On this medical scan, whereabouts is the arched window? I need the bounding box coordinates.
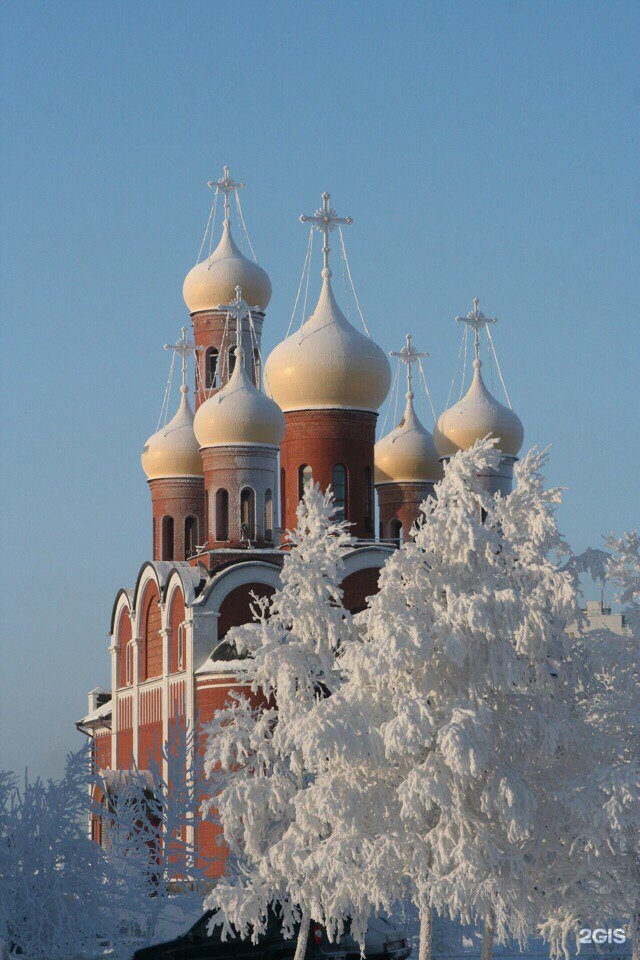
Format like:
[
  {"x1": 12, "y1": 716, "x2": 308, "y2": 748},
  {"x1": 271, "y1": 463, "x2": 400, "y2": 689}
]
[
  {"x1": 161, "y1": 516, "x2": 174, "y2": 561},
  {"x1": 216, "y1": 489, "x2": 229, "y2": 541},
  {"x1": 184, "y1": 516, "x2": 197, "y2": 557},
  {"x1": 280, "y1": 467, "x2": 286, "y2": 526},
  {"x1": 118, "y1": 610, "x2": 132, "y2": 688},
  {"x1": 364, "y1": 466, "x2": 373, "y2": 534},
  {"x1": 240, "y1": 487, "x2": 256, "y2": 541},
  {"x1": 331, "y1": 464, "x2": 347, "y2": 522},
  {"x1": 253, "y1": 348, "x2": 261, "y2": 387},
  {"x1": 228, "y1": 345, "x2": 237, "y2": 377},
  {"x1": 205, "y1": 347, "x2": 219, "y2": 389},
  {"x1": 169, "y1": 589, "x2": 186, "y2": 674},
  {"x1": 177, "y1": 623, "x2": 185, "y2": 671},
  {"x1": 142, "y1": 582, "x2": 162, "y2": 680},
  {"x1": 391, "y1": 519, "x2": 403, "y2": 548},
  {"x1": 264, "y1": 488, "x2": 273, "y2": 541},
  {"x1": 298, "y1": 464, "x2": 313, "y2": 500}
]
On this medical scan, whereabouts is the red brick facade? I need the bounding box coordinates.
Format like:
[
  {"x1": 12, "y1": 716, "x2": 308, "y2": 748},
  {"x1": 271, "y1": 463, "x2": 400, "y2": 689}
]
[
  {"x1": 280, "y1": 409, "x2": 377, "y2": 539},
  {"x1": 376, "y1": 480, "x2": 435, "y2": 544},
  {"x1": 192, "y1": 310, "x2": 264, "y2": 409},
  {"x1": 149, "y1": 476, "x2": 205, "y2": 561}
]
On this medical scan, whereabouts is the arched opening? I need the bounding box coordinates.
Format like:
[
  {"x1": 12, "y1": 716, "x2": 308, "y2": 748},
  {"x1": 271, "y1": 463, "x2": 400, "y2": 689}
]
[
  {"x1": 161, "y1": 516, "x2": 174, "y2": 561},
  {"x1": 390, "y1": 519, "x2": 403, "y2": 548},
  {"x1": 240, "y1": 487, "x2": 256, "y2": 541},
  {"x1": 264, "y1": 488, "x2": 273, "y2": 541},
  {"x1": 215, "y1": 489, "x2": 229, "y2": 541},
  {"x1": 169, "y1": 589, "x2": 186, "y2": 673},
  {"x1": 298, "y1": 464, "x2": 313, "y2": 500},
  {"x1": 280, "y1": 467, "x2": 286, "y2": 526},
  {"x1": 228, "y1": 345, "x2": 237, "y2": 378},
  {"x1": 205, "y1": 347, "x2": 219, "y2": 389},
  {"x1": 142, "y1": 582, "x2": 162, "y2": 680},
  {"x1": 364, "y1": 466, "x2": 373, "y2": 534},
  {"x1": 331, "y1": 464, "x2": 347, "y2": 522},
  {"x1": 118, "y1": 610, "x2": 132, "y2": 688},
  {"x1": 184, "y1": 516, "x2": 197, "y2": 557},
  {"x1": 253, "y1": 347, "x2": 261, "y2": 387}
]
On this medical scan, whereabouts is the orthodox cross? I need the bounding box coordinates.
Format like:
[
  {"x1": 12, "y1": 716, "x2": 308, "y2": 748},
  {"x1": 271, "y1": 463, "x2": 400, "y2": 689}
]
[
  {"x1": 218, "y1": 285, "x2": 260, "y2": 366},
  {"x1": 300, "y1": 192, "x2": 352, "y2": 276},
  {"x1": 456, "y1": 297, "x2": 497, "y2": 364},
  {"x1": 208, "y1": 164, "x2": 245, "y2": 223},
  {"x1": 164, "y1": 326, "x2": 199, "y2": 390},
  {"x1": 390, "y1": 333, "x2": 429, "y2": 400}
]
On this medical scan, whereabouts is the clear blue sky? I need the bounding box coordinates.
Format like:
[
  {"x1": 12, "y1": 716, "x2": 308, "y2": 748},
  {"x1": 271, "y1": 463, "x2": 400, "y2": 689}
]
[{"x1": 1, "y1": 1, "x2": 638, "y2": 780}]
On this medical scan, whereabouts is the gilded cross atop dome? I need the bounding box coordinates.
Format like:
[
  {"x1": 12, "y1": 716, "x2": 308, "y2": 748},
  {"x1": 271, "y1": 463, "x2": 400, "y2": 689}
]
[
  {"x1": 300, "y1": 192, "x2": 353, "y2": 277},
  {"x1": 208, "y1": 164, "x2": 246, "y2": 224},
  {"x1": 391, "y1": 333, "x2": 429, "y2": 401},
  {"x1": 164, "y1": 326, "x2": 199, "y2": 393},
  {"x1": 456, "y1": 297, "x2": 497, "y2": 368}
]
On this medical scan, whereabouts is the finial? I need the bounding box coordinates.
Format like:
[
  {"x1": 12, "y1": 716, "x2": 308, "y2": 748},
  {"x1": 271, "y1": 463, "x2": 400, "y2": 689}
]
[
  {"x1": 455, "y1": 298, "x2": 497, "y2": 368},
  {"x1": 218, "y1": 285, "x2": 260, "y2": 370},
  {"x1": 390, "y1": 333, "x2": 429, "y2": 401},
  {"x1": 208, "y1": 164, "x2": 245, "y2": 225},
  {"x1": 165, "y1": 326, "x2": 198, "y2": 392},
  {"x1": 300, "y1": 192, "x2": 353, "y2": 278}
]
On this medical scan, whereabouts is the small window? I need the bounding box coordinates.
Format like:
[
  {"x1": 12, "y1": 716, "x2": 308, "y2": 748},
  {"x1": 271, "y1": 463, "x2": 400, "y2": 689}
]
[
  {"x1": 228, "y1": 345, "x2": 237, "y2": 377},
  {"x1": 253, "y1": 348, "x2": 261, "y2": 387},
  {"x1": 298, "y1": 465, "x2": 313, "y2": 500},
  {"x1": 161, "y1": 515, "x2": 174, "y2": 561},
  {"x1": 364, "y1": 466, "x2": 373, "y2": 534},
  {"x1": 205, "y1": 347, "x2": 219, "y2": 389},
  {"x1": 264, "y1": 489, "x2": 273, "y2": 541},
  {"x1": 391, "y1": 519, "x2": 403, "y2": 548},
  {"x1": 185, "y1": 516, "x2": 197, "y2": 557},
  {"x1": 216, "y1": 489, "x2": 229, "y2": 541},
  {"x1": 331, "y1": 464, "x2": 347, "y2": 522},
  {"x1": 240, "y1": 487, "x2": 256, "y2": 541},
  {"x1": 177, "y1": 623, "x2": 185, "y2": 671}
]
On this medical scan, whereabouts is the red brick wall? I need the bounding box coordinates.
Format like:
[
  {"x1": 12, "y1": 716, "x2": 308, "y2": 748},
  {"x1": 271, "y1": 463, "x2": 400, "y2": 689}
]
[
  {"x1": 150, "y1": 477, "x2": 205, "y2": 561},
  {"x1": 169, "y1": 589, "x2": 186, "y2": 674},
  {"x1": 117, "y1": 610, "x2": 132, "y2": 689},
  {"x1": 376, "y1": 481, "x2": 435, "y2": 543},
  {"x1": 217, "y1": 582, "x2": 276, "y2": 639},
  {"x1": 142, "y1": 583, "x2": 162, "y2": 680},
  {"x1": 93, "y1": 733, "x2": 111, "y2": 770},
  {"x1": 341, "y1": 566, "x2": 382, "y2": 614},
  {"x1": 117, "y1": 727, "x2": 133, "y2": 769},
  {"x1": 280, "y1": 409, "x2": 377, "y2": 539}
]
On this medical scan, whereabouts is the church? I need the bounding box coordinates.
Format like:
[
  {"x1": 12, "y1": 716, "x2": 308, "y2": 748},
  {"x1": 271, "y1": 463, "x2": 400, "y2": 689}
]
[{"x1": 77, "y1": 167, "x2": 524, "y2": 874}]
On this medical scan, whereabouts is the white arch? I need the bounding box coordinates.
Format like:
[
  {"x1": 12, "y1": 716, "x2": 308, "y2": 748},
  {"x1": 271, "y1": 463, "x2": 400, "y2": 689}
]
[{"x1": 341, "y1": 544, "x2": 393, "y2": 580}]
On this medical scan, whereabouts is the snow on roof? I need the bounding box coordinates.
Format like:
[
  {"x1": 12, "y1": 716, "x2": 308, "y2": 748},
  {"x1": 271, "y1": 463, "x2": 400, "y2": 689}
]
[
  {"x1": 78, "y1": 699, "x2": 112, "y2": 726},
  {"x1": 99, "y1": 768, "x2": 155, "y2": 794},
  {"x1": 195, "y1": 658, "x2": 251, "y2": 677}
]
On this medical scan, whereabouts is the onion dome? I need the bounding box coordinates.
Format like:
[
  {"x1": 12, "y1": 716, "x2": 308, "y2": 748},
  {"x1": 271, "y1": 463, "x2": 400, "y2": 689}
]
[
  {"x1": 375, "y1": 396, "x2": 442, "y2": 484},
  {"x1": 141, "y1": 387, "x2": 203, "y2": 480},
  {"x1": 434, "y1": 359, "x2": 524, "y2": 458},
  {"x1": 264, "y1": 272, "x2": 391, "y2": 412},
  {"x1": 194, "y1": 352, "x2": 285, "y2": 448},
  {"x1": 183, "y1": 221, "x2": 272, "y2": 314}
]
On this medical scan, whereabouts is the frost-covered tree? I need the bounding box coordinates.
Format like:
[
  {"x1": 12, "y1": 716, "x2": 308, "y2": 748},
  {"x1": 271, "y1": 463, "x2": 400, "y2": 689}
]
[
  {"x1": 0, "y1": 749, "x2": 111, "y2": 960},
  {"x1": 201, "y1": 485, "x2": 357, "y2": 958},
  {"x1": 290, "y1": 440, "x2": 578, "y2": 960},
  {"x1": 540, "y1": 531, "x2": 640, "y2": 959}
]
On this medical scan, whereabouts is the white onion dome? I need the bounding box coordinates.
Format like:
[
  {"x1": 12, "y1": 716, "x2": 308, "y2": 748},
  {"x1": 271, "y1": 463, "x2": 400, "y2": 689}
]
[
  {"x1": 193, "y1": 354, "x2": 285, "y2": 448},
  {"x1": 375, "y1": 396, "x2": 443, "y2": 484},
  {"x1": 264, "y1": 272, "x2": 391, "y2": 413},
  {"x1": 183, "y1": 221, "x2": 272, "y2": 314},
  {"x1": 141, "y1": 387, "x2": 203, "y2": 480},
  {"x1": 433, "y1": 360, "x2": 524, "y2": 458}
]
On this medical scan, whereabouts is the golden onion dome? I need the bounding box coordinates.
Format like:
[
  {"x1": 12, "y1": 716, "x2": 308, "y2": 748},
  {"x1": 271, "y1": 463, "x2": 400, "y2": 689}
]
[
  {"x1": 183, "y1": 221, "x2": 272, "y2": 314},
  {"x1": 264, "y1": 272, "x2": 391, "y2": 413},
  {"x1": 194, "y1": 354, "x2": 285, "y2": 448},
  {"x1": 141, "y1": 388, "x2": 203, "y2": 480},
  {"x1": 375, "y1": 396, "x2": 442, "y2": 484},
  {"x1": 434, "y1": 359, "x2": 524, "y2": 458}
]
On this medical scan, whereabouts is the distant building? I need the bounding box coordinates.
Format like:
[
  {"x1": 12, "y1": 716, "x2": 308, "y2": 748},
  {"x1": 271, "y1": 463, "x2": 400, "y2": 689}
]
[{"x1": 568, "y1": 600, "x2": 626, "y2": 638}]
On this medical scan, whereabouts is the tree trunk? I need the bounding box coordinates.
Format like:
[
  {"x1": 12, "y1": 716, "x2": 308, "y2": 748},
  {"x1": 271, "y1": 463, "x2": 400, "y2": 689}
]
[
  {"x1": 418, "y1": 903, "x2": 433, "y2": 960},
  {"x1": 480, "y1": 910, "x2": 495, "y2": 960},
  {"x1": 294, "y1": 915, "x2": 311, "y2": 960},
  {"x1": 632, "y1": 906, "x2": 640, "y2": 960}
]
